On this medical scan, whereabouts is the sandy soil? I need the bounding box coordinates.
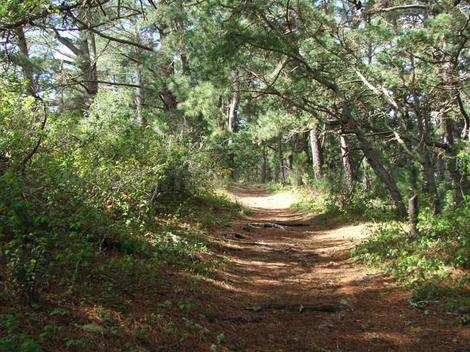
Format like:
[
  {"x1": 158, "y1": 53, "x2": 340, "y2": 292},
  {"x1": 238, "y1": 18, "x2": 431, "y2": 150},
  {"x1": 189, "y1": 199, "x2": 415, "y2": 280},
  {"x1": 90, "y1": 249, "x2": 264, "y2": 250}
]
[{"x1": 201, "y1": 185, "x2": 470, "y2": 352}]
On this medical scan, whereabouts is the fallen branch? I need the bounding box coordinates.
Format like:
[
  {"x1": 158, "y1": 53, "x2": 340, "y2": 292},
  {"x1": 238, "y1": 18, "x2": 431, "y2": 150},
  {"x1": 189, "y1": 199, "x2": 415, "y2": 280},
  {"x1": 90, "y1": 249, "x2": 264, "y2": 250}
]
[{"x1": 247, "y1": 303, "x2": 342, "y2": 313}]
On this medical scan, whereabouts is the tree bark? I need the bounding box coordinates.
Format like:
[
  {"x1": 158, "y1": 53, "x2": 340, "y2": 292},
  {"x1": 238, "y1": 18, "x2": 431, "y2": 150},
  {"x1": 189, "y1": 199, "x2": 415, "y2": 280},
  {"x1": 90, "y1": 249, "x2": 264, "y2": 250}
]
[
  {"x1": 340, "y1": 134, "x2": 354, "y2": 190},
  {"x1": 54, "y1": 12, "x2": 98, "y2": 107},
  {"x1": 157, "y1": 27, "x2": 178, "y2": 113},
  {"x1": 408, "y1": 194, "x2": 419, "y2": 238},
  {"x1": 87, "y1": 29, "x2": 98, "y2": 96},
  {"x1": 356, "y1": 130, "x2": 406, "y2": 216},
  {"x1": 77, "y1": 24, "x2": 98, "y2": 98},
  {"x1": 286, "y1": 148, "x2": 293, "y2": 184},
  {"x1": 227, "y1": 78, "x2": 240, "y2": 179},
  {"x1": 439, "y1": 59, "x2": 468, "y2": 203},
  {"x1": 227, "y1": 88, "x2": 240, "y2": 134},
  {"x1": 420, "y1": 146, "x2": 440, "y2": 214},
  {"x1": 309, "y1": 128, "x2": 323, "y2": 179},
  {"x1": 278, "y1": 135, "x2": 287, "y2": 185},
  {"x1": 414, "y1": 114, "x2": 440, "y2": 214},
  {"x1": 132, "y1": 21, "x2": 146, "y2": 126},
  {"x1": 341, "y1": 101, "x2": 405, "y2": 215},
  {"x1": 443, "y1": 117, "x2": 467, "y2": 203},
  {"x1": 410, "y1": 68, "x2": 441, "y2": 215},
  {"x1": 261, "y1": 144, "x2": 268, "y2": 183},
  {"x1": 15, "y1": 26, "x2": 35, "y2": 96},
  {"x1": 353, "y1": 125, "x2": 406, "y2": 217},
  {"x1": 456, "y1": 91, "x2": 469, "y2": 140}
]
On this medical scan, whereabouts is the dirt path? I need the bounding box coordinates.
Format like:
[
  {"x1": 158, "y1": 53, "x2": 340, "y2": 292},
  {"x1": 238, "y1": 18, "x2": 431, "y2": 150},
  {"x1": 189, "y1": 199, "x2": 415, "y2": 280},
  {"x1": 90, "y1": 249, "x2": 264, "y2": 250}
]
[{"x1": 203, "y1": 186, "x2": 469, "y2": 352}]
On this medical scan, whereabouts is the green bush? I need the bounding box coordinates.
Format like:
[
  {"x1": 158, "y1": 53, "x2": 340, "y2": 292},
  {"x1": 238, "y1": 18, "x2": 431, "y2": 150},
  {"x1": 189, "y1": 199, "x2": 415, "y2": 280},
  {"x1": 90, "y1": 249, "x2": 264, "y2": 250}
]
[
  {"x1": 0, "y1": 83, "x2": 221, "y2": 305},
  {"x1": 0, "y1": 314, "x2": 41, "y2": 352},
  {"x1": 291, "y1": 176, "x2": 397, "y2": 222},
  {"x1": 353, "y1": 197, "x2": 470, "y2": 310}
]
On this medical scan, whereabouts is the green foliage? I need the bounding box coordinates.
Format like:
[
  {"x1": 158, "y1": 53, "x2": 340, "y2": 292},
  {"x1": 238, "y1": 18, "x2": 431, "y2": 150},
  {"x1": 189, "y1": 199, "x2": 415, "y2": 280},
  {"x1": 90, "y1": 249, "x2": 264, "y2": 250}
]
[
  {"x1": 0, "y1": 314, "x2": 42, "y2": 352},
  {"x1": 0, "y1": 0, "x2": 48, "y2": 24},
  {"x1": 292, "y1": 177, "x2": 397, "y2": 222},
  {"x1": 354, "y1": 198, "x2": 470, "y2": 310},
  {"x1": 0, "y1": 77, "x2": 225, "y2": 308}
]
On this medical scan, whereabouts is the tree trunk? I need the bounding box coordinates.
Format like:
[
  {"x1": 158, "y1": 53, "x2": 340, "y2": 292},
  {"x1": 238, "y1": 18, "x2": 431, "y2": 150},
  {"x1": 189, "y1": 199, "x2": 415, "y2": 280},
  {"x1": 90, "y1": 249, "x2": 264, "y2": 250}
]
[
  {"x1": 354, "y1": 126, "x2": 406, "y2": 216},
  {"x1": 272, "y1": 161, "x2": 278, "y2": 183},
  {"x1": 439, "y1": 59, "x2": 468, "y2": 202},
  {"x1": 133, "y1": 21, "x2": 146, "y2": 126},
  {"x1": 286, "y1": 148, "x2": 293, "y2": 184},
  {"x1": 456, "y1": 91, "x2": 469, "y2": 140},
  {"x1": 415, "y1": 115, "x2": 440, "y2": 214},
  {"x1": 444, "y1": 118, "x2": 467, "y2": 203},
  {"x1": 87, "y1": 29, "x2": 98, "y2": 96},
  {"x1": 53, "y1": 27, "x2": 97, "y2": 107},
  {"x1": 261, "y1": 144, "x2": 268, "y2": 183},
  {"x1": 161, "y1": 60, "x2": 178, "y2": 112},
  {"x1": 181, "y1": 54, "x2": 190, "y2": 75},
  {"x1": 340, "y1": 134, "x2": 354, "y2": 190},
  {"x1": 342, "y1": 101, "x2": 405, "y2": 216},
  {"x1": 157, "y1": 27, "x2": 178, "y2": 113},
  {"x1": 309, "y1": 128, "x2": 323, "y2": 179},
  {"x1": 362, "y1": 158, "x2": 372, "y2": 190},
  {"x1": 227, "y1": 79, "x2": 240, "y2": 179},
  {"x1": 408, "y1": 194, "x2": 419, "y2": 238},
  {"x1": 227, "y1": 89, "x2": 240, "y2": 134},
  {"x1": 15, "y1": 26, "x2": 35, "y2": 96},
  {"x1": 420, "y1": 147, "x2": 440, "y2": 215},
  {"x1": 77, "y1": 23, "x2": 98, "y2": 99},
  {"x1": 278, "y1": 135, "x2": 287, "y2": 185},
  {"x1": 412, "y1": 78, "x2": 441, "y2": 215}
]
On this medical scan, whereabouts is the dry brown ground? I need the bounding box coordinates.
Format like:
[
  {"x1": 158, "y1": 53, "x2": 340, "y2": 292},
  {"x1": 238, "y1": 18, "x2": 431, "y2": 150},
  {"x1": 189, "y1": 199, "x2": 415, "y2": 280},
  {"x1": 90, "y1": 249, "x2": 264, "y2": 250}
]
[{"x1": 199, "y1": 185, "x2": 470, "y2": 352}]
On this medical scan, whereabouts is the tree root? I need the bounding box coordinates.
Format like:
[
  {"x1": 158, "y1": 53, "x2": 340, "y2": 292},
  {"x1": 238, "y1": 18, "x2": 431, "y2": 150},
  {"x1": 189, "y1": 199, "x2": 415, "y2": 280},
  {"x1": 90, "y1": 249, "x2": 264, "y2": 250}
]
[
  {"x1": 247, "y1": 222, "x2": 286, "y2": 230},
  {"x1": 276, "y1": 222, "x2": 310, "y2": 227},
  {"x1": 246, "y1": 222, "x2": 310, "y2": 230}
]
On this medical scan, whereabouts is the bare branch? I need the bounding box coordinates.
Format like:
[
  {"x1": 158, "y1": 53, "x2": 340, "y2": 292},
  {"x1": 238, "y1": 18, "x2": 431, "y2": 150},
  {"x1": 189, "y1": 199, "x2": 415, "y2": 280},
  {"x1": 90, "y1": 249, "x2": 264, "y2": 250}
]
[
  {"x1": 71, "y1": 80, "x2": 142, "y2": 89},
  {"x1": 369, "y1": 4, "x2": 428, "y2": 14},
  {"x1": 71, "y1": 15, "x2": 155, "y2": 52},
  {"x1": 355, "y1": 69, "x2": 399, "y2": 110}
]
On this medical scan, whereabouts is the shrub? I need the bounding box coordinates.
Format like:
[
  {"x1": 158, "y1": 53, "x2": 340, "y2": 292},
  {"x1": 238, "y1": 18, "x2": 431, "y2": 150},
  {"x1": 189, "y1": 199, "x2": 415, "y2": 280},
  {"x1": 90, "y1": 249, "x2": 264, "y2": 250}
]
[{"x1": 353, "y1": 197, "x2": 470, "y2": 310}]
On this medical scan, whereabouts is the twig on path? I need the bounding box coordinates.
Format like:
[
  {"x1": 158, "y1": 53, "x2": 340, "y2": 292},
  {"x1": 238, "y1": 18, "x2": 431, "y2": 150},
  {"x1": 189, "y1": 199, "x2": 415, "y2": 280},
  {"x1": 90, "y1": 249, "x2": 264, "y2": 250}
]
[{"x1": 246, "y1": 303, "x2": 342, "y2": 313}]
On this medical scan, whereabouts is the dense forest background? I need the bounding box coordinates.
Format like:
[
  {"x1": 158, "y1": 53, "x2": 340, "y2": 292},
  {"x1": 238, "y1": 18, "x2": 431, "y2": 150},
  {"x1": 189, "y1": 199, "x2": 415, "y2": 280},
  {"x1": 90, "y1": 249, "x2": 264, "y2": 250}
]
[{"x1": 0, "y1": 0, "x2": 469, "y2": 351}]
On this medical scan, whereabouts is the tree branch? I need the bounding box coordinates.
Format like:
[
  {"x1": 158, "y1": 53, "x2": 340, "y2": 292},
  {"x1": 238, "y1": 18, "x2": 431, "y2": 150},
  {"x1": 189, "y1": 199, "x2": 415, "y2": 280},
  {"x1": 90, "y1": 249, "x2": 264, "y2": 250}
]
[
  {"x1": 72, "y1": 80, "x2": 142, "y2": 89},
  {"x1": 369, "y1": 4, "x2": 428, "y2": 14},
  {"x1": 355, "y1": 69, "x2": 399, "y2": 110},
  {"x1": 16, "y1": 100, "x2": 47, "y2": 174},
  {"x1": 71, "y1": 15, "x2": 155, "y2": 52}
]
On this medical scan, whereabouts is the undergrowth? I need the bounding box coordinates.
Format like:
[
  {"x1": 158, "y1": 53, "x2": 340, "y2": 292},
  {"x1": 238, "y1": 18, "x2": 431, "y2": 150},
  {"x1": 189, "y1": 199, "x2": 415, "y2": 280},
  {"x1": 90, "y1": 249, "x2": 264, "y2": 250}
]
[
  {"x1": 0, "y1": 169, "x2": 237, "y2": 351},
  {"x1": 353, "y1": 198, "x2": 470, "y2": 315},
  {"x1": 289, "y1": 179, "x2": 398, "y2": 222}
]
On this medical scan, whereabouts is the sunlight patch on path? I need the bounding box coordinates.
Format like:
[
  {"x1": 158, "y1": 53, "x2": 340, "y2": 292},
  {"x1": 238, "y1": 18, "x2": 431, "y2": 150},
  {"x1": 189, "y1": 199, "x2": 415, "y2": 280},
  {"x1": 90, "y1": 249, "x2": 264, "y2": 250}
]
[{"x1": 230, "y1": 190, "x2": 297, "y2": 209}]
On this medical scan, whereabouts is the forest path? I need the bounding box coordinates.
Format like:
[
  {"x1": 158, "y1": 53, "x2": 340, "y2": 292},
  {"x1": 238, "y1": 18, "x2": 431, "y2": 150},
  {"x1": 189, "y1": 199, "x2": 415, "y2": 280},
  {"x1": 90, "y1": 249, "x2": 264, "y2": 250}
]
[{"x1": 203, "y1": 185, "x2": 469, "y2": 352}]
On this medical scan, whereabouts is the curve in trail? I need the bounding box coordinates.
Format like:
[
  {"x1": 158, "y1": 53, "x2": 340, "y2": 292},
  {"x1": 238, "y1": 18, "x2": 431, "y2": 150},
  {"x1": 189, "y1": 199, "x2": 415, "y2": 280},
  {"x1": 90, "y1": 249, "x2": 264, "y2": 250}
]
[{"x1": 203, "y1": 186, "x2": 469, "y2": 352}]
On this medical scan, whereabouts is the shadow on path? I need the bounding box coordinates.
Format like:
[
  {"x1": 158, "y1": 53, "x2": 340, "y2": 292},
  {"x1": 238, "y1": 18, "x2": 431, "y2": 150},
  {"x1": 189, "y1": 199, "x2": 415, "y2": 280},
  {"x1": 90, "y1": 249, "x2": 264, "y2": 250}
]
[{"x1": 200, "y1": 186, "x2": 469, "y2": 352}]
